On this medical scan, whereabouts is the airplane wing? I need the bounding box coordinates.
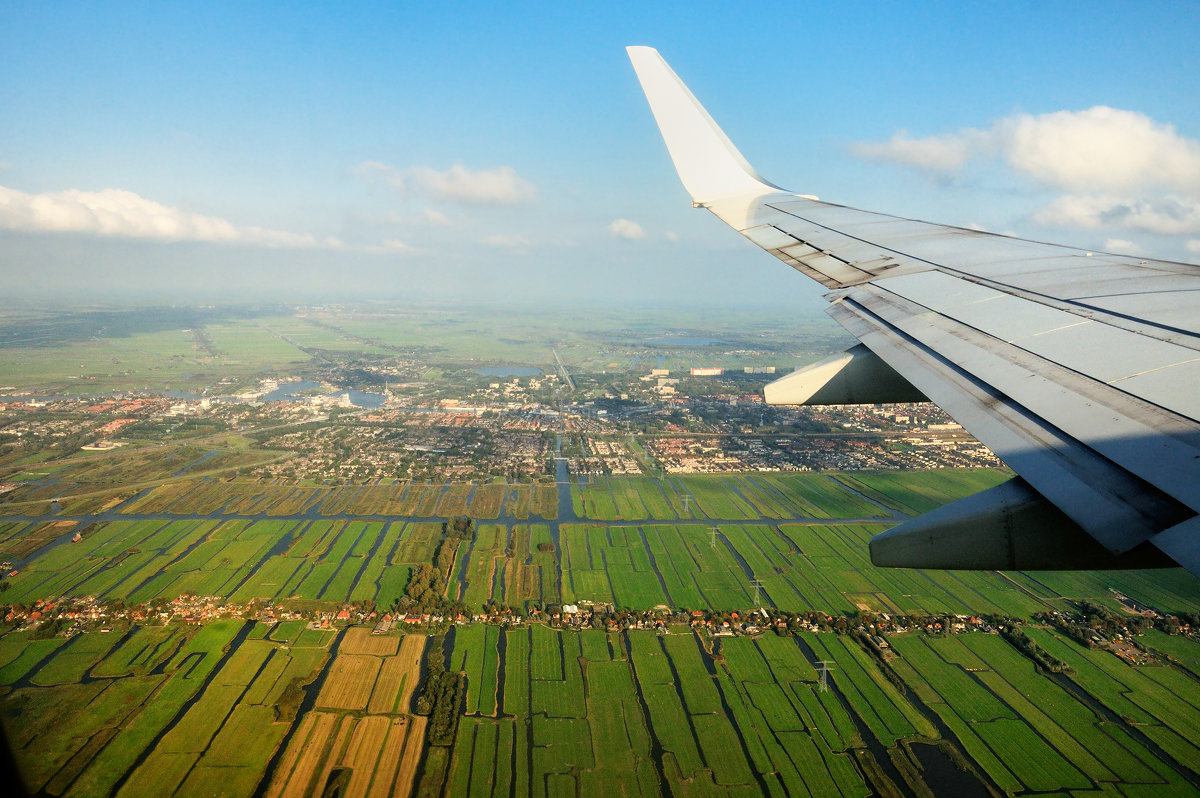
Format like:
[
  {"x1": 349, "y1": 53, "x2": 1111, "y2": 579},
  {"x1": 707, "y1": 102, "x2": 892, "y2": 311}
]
[{"x1": 627, "y1": 46, "x2": 1200, "y2": 575}]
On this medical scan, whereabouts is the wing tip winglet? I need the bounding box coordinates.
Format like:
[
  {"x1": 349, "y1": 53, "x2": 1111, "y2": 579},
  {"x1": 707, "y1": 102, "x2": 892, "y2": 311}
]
[{"x1": 626, "y1": 45, "x2": 784, "y2": 205}]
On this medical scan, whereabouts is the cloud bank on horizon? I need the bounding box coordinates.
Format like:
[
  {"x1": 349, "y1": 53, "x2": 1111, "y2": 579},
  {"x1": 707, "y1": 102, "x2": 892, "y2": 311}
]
[
  {"x1": 354, "y1": 162, "x2": 537, "y2": 206},
  {"x1": 6, "y1": 103, "x2": 1200, "y2": 264},
  {"x1": 0, "y1": 185, "x2": 340, "y2": 249},
  {"x1": 850, "y1": 106, "x2": 1200, "y2": 251},
  {"x1": 0, "y1": 160, "x2": 543, "y2": 254}
]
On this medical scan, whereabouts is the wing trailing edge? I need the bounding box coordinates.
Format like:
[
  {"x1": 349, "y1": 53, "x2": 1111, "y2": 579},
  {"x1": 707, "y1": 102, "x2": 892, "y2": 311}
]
[{"x1": 871, "y1": 477, "x2": 1175, "y2": 571}]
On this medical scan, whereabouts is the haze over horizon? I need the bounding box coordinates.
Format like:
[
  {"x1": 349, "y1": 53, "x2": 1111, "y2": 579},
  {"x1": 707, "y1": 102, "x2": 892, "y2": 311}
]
[{"x1": 3, "y1": 1, "x2": 1199, "y2": 305}]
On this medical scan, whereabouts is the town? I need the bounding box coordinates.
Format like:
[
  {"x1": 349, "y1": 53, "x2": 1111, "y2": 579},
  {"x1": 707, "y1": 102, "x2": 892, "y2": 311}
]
[
  {"x1": 0, "y1": 368, "x2": 999, "y2": 488},
  {"x1": 8, "y1": 586, "x2": 1195, "y2": 675}
]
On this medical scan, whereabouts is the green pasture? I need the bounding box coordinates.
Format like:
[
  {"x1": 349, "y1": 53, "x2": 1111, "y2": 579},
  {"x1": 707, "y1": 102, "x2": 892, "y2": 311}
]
[{"x1": 6, "y1": 619, "x2": 1200, "y2": 798}]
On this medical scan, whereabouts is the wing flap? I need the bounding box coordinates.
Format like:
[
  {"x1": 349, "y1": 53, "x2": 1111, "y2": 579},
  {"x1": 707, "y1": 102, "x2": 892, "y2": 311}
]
[
  {"x1": 831, "y1": 294, "x2": 1194, "y2": 554},
  {"x1": 877, "y1": 270, "x2": 1200, "y2": 404},
  {"x1": 848, "y1": 283, "x2": 1200, "y2": 511}
]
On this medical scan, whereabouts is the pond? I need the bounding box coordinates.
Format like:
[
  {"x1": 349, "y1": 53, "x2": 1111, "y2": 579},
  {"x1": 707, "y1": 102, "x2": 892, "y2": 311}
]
[{"x1": 262, "y1": 380, "x2": 386, "y2": 409}]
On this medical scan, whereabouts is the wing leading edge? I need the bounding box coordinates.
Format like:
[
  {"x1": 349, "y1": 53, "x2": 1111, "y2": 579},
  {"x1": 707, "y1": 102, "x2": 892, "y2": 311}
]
[{"x1": 627, "y1": 45, "x2": 1200, "y2": 576}]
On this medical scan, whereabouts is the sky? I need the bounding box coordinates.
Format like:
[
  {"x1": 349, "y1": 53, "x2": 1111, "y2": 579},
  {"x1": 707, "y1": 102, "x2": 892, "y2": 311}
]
[{"x1": 2, "y1": 1, "x2": 1199, "y2": 307}]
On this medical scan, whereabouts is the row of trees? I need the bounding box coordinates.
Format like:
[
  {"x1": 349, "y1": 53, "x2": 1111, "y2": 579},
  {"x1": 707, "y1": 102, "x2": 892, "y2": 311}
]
[
  {"x1": 414, "y1": 636, "x2": 465, "y2": 746},
  {"x1": 400, "y1": 564, "x2": 449, "y2": 612},
  {"x1": 388, "y1": 517, "x2": 478, "y2": 616},
  {"x1": 1001, "y1": 626, "x2": 1072, "y2": 673}
]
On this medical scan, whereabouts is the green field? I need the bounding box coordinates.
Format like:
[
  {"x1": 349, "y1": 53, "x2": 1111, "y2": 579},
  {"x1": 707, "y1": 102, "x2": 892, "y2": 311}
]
[
  {"x1": 3, "y1": 468, "x2": 1200, "y2": 796},
  {"x1": 434, "y1": 624, "x2": 1200, "y2": 797},
  {"x1": 5, "y1": 614, "x2": 1200, "y2": 795},
  {"x1": 1, "y1": 619, "x2": 331, "y2": 797},
  {"x1": 3, "y1": 472, "x2": 1199, "y2": 623}
]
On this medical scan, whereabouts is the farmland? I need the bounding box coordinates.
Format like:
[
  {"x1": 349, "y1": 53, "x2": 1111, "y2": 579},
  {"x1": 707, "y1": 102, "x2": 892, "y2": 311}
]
[
  {"x1": 1, "y1": 469, "x2": 1199, "y2": 796},
  {"x1": 5, "y1": 617, "x2": 1200, "y2": 797},
  {"x1": 265, "y1": 627, "x2": 427, "y2": 798},
  {"x1": 3, "y1": 471, "x2": 1196, "y2": 624},
  {"x1": 0, "y1": 619, "x2": 438, "y2": 797},
  {"x1": 411, "y1": 623, "x2": 1200, "y2": 797}
]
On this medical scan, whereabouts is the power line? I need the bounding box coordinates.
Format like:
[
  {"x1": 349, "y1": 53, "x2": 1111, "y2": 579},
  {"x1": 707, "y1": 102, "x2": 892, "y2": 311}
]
[{"x1": 817, "y1": 660, "x2": 834, "y2": 693}]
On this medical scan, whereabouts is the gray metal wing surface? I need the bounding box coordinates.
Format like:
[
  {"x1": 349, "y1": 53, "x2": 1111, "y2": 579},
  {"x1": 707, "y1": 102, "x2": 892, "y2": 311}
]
[{"x1": 627, "y1": 46, "x2": 1200, "y2": 576}]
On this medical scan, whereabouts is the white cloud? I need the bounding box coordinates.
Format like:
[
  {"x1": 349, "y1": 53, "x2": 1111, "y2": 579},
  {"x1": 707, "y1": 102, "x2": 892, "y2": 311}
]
[
  {"x1": 482, "y1": 233, "x2": 529, "y2": 248},
  {"x1": 1032, "y1": 194, "x2": 1200, "y2": 235},
  {"x1": 0, "y1": 184, "x2": 326, "y2": 248},
  {"x1": 360, "y1": 238, "x2": 427, "y2": 255},
  {"x1": 851, "y1": 107, "x2": 1200, "y2": 193},
  {"x1": 356, "y1": 161, "x2": 536, "y2": 205},
  {"x1": 1006, "y1": 108, "x2": 1200, "y2": 193},
  {"x1": 608, "y1": 218, "x2": 646, "y2": 240},
  {"x1": 1103, "y1": 238, "x2": 1142, "y2": 255},
  {"x1": 850, "y1": 130, "x2": 983, "y2": 175},
  {"x1": 665, "y1": 231, "x2": 679, "y2": 242},
  {"x1": 422, "y1": 208, "x2": 450, "y2": 226},
  {"x1": 1187, "y1": 240, "x2": 1200, "y2": 254},
  {"x1": 379, "y1": 239, "x2": 417, "y2": 252}
]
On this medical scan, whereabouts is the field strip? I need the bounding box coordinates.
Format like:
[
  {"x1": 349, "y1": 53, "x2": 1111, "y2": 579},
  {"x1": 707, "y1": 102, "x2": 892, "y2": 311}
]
[
  {"x1": 260, "y1": 710, "x2": 314, "y2": 796},
  {"x1": 341, "y1": 626, "x2": 400, "y2": 656},
  {"x1": 394, "y1": 715, "x2": 428, "y2": 797},
  {"x1": 310, "y1": 715, "x2": 356, "y2": 798},
  {"x1": 275, "y1": 711, "x2": 337, "y2": 798},
  {"x1": 369, "y1": 655, "x2": 408, "y2": 714},
  {"x1": 367, "y1": 718, "x2": 410, "y2": 798},
  {"x1": 395, "y1": 635, "x2": 426, "y2": 713},
  {"x1": 339, "y1": 716, "x2": 371, "y2": 769},
  {"x1": 316, "y1": 654, "x2": 383, "y2": 711},
  {"x1": 343, "y1": 715, "x2": 390, "y2": 798}
]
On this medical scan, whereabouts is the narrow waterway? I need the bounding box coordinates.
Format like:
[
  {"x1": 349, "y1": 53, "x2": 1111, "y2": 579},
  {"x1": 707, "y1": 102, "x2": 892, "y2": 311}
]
[
  {"x1": 252, "y1": 626, "x2": 348, "y2": 798},
  {"x1": 791, "y1": 634, "x2": 917, "y2": 798},
  {"x1": 620, "y1": 629, "x2": 672, "y2": 797},
  {"x1": 1045, "y1": 668, "x2": 1200, "y2": 790},
  {"x1": 691, "y1": 634, "x2": 771, "y2": 795},
  {"x1": 636, "y1": 526, "x2": 674, "y2": 606},
  {"x1": 115, "y1": 620, "x2": 257, "y2": 795},
  {"x1": 495, "y1": 628, "x2": 507, "y2": 716},
  {"x1": 803, "y1": 633, "x2": 997, "y2": 798}
]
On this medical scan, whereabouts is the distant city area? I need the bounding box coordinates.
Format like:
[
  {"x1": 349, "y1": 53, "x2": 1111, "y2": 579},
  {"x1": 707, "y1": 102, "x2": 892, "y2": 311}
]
[
  {"x1": 0, "y1": 301, "x2": 999, "y2": 492},
  {"x1": 0, "y1": 373, "x2": 997, "y2": 488}
]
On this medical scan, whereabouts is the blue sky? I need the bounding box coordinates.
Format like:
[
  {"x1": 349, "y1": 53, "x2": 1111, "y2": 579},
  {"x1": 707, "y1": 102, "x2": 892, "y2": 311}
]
[{"x1": 2, "y1": 1, "x2": 1199, "y2": 306}]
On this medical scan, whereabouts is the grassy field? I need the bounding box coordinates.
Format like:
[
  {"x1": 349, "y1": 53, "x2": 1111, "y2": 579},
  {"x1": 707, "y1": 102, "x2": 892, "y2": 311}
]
[
  {"x1": 885, "y1": 630, "x2": 1200, "y2": 795},
  {"x1": 0, "y1": 312, "x2": 340, "y2": 393},
  {"x1": 831, "y1": 470, "x2": 1009, "y2": 516},
  {"x1": 3, "y1": 468, "x2": 1200, "y2": 796},
  {"x1": 0, "y1": 621, "x2": 434, "y2": 798},
  {"x1": 5, "y1": 618, "x2": 1200, "y2": 797},
  {"x1": 3, "y1": 471, "x2": 1197, "y2": 622},
  {"x1": 1022, "y1": 627, "x2": 1200, "y2": 778},
  {"x1": 4, "y1": 620, "x2": 253, "y2": 796},
  {"x1": 571, "y1": 473, "x2": 888, "y2": 523}
]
